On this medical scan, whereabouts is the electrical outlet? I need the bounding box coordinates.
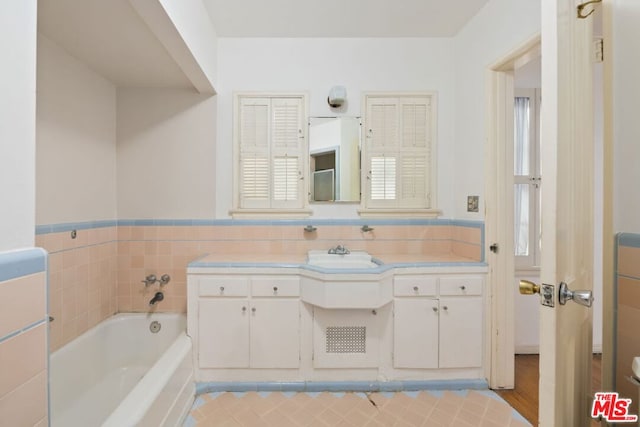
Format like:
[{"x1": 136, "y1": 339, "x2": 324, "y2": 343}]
[{"x1": 467, "y1": 196, "x2": 479, "y2": 212}]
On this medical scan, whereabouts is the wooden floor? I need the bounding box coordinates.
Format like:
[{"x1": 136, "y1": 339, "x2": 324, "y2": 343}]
[{"x1": 495, "y1": 354, "x2": 602, "y2": 425}]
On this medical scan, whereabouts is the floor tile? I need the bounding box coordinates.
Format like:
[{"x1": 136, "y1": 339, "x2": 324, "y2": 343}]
[{"x1": 185, "y1": 390, "x2": 531, "y2": 427}]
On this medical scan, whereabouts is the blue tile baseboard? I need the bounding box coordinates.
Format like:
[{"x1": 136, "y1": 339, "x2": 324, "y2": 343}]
[{"x1": 195, "y1": 379, "x2": 489, "y2": 395}]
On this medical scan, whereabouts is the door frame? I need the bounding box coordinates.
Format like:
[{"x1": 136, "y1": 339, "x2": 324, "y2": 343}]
[{"x1": 485, "y1": 35, "x2": 541, "y2": 389}]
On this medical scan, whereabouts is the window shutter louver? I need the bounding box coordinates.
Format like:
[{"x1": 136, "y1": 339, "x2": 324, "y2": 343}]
[{"x1": 370, "y1": 156, "x2": 396, "y2": 200}]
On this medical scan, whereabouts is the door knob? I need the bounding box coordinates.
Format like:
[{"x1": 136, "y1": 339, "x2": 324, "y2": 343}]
[
  {"x1": 559, "y1": 282, "x2": 593, "y2": 307},
  {"x1": 519, "y1": 279, "x2": 540, "y2": 295},
  {"x1": 519, "y1": 279, "x2": 555, "y2": 308}
]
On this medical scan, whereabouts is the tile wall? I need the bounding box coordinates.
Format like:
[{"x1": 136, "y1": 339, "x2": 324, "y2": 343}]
[
  {"x1": 0, "y1": 249, "x2": 48, "y2": 427},
  {"x1": 36, "y1": 225, "x2": 117, "y2": 351},
  {"x1": 36, "y1": 219, "x2": 484, "y2": 349}
]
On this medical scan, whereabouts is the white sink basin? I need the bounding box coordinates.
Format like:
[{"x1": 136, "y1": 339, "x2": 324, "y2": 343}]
[{"x1": 306, "y1": 250, "x2": 379, "y2": 269}]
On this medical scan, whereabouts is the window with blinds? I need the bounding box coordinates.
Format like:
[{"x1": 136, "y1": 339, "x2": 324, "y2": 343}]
[
  {"x1": 362, "y1": 94, "x2": 436, "y2": 213},
  {"x1": 234, "y1": 94, "x2": 307, "y2": 214}
]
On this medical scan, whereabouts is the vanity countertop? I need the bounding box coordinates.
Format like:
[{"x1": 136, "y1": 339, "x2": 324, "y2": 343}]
[{"x1": 188, "y1": 253, "x2": 486, "y2": 271}]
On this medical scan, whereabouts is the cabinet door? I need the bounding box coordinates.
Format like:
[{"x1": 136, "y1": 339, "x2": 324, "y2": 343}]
[
  {"x1": 250, "y1": 299, "x2": 300, "y2": 368},
  {"x1": 439, "y1": 297, "x2": 483, "y2": 368},
  {"x1": 393, "y1": 299, "x2": 439, "y2": 368},
  {"x1": 198, "y1": 299, "x2": 249, "y2": 368}
]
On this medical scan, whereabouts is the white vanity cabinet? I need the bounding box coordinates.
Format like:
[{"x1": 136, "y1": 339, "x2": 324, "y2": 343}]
[
  {"x1": 195, "y1": 275, "x2": 300, "y2": 369},
  {"x1": 393, "y1": 274, "x2": 484, "y2": 369},
  {"x1": 189, "y1": 264, "x2": 487, "y2": 382}
]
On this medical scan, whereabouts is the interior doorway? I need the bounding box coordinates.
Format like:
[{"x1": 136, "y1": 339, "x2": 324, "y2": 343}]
[{"x1": 486, "y1": 12, "x2": 605, "y2": 417}]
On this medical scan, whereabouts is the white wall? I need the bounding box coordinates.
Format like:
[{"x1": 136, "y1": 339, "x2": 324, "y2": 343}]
[
  {"x1": 36, "y1": 35, "x2": 117, "y2": 225},
  {"x1": 0, "y1": 0, "x2": 37, "y2": 251},
  {"x1": 453, "y1": 0, "x2": 541, "y2": 220},
  {"x1": 215, "y1": 38, "x2": 456, "y2": 219},
  {"x1": 613, "y1": 1, "x2": 640, "y2": 233},
  {"x1": 116, "y1": 88, "x2": 217, "y2": 219}
]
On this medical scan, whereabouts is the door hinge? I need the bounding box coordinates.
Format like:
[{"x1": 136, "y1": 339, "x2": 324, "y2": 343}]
[{"x1": 593, "y1": 38, "x2": 604, "y2": 63}]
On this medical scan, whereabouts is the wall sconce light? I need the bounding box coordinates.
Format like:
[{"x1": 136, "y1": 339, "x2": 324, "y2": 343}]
[{"x1": 327, "y1": 86, "x2": 346, "y2": 108}]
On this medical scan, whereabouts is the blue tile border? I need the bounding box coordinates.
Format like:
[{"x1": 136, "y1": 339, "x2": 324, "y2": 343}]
[
  {"x1": 36, "y1": 218, "x2": 485, "y2": 234},
  {"x1": 0, "y1": 248, "x2": 47, "y2": 282},
  {"x1": 35, "y1": 219, "x2": 117, "y2": 235},
  {"x1": 195, "y1": 379, "x2": 488, "y2": 395}
]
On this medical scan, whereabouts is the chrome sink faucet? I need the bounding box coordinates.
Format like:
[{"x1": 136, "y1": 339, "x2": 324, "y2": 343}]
[{"x1": 328, "y1": 245, "x2": 350, "y2": 255}]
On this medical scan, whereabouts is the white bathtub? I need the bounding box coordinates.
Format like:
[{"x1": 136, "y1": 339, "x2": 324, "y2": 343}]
[{"x1": 50, "y1": 313, "x2": 194, "y2": 427}]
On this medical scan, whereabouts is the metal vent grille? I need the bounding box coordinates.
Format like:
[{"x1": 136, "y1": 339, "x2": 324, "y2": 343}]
[{"x1": 325, "y1": 326, "x2": 366, "y2": 353}]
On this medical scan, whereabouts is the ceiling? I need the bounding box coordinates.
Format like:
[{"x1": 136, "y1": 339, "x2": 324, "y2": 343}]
[
  {"x1": 203, "y1": 0, "x2": 489, "y2": 38},
  {"x1": 38, "y1": 0, "x2": 193, "y2": 88},
  {"x1": 37, "y1": 0, "x2": 490, "y2": 89}
]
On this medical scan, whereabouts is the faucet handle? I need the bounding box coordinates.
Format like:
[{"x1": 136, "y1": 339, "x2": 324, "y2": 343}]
[{"x1": 141, "y1": 274, "x2": 157, "y2": 286}]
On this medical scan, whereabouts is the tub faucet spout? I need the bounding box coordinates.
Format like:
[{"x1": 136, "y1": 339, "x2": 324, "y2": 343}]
[{"x1": 149, "y1": 291, "x2": 164, "y2": 305}]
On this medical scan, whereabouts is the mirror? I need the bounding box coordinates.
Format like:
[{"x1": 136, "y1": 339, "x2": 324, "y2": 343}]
[{"x1": 309, "y1": 116, "x2": 361, "y2": 202}]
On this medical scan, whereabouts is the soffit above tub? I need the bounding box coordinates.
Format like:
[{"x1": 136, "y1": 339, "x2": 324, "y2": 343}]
[
  {"x1": 38, "y1": 0, "x2": 193, "y2": 89},
  {"x1": 203, "y1": 0, "x2": 489, "y2": 38}
]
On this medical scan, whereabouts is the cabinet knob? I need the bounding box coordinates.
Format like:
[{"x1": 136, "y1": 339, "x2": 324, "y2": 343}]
[
  {"x1": 251, "y1": 307, "x2": 256, "y2": 313},
  {"x1": 273, "y1": 286, "x2": 278, "y2": 293},
  {"x1": 413, "y1": 286, "x2": 419, "y2": 292},
  {"x1": 432, "y1": 307, "x2": 438, "y2": 312},
  {"x1": 220, "y1": 286, "x2": 225, "y2": 293},
  {"x1": 460, "y1": 285, "x2": 466, "y2": 291},
  {"x1": 242, "y1": 306, "x2": 246, "y2": 312},
  {"x1": 442, "y1": 306, "x2": 448, "y2": 311}
]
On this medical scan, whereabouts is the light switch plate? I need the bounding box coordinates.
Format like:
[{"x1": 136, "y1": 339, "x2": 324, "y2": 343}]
[{"x1": 467, "y1": 196, "x2": 479, "y2": 212}]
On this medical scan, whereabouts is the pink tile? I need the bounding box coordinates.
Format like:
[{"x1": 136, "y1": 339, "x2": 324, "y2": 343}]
[
  {"x1": 143, "y1": 226, "x2": 158, "y2": 240},
  {"x1": 0, "y1": 273, "x2": 46, "y2": 338},
  {"x1": 118, "y1": 226, "x2": 132, "y2": 241},
  {"x1": 0, "y1": 324, "x2": 46, "y2": 399},
  {"x1": 156, "y1": 226, "x2": 173, "y2": 240},
  {"x1": 453, "y1": 226, "x2": 482, "y2": 245},
  {"x1": 130, "y1": 226, "x2": 145, "y2": 240},
  {"x1": 0, "y1": 370, "x2": 47, "y2": 427},
  {"x1": 452, "y1": 242, "x2": 482, "y2": 261}
]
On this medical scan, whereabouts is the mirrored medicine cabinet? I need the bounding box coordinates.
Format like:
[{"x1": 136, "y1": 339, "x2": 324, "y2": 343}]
[{"x1": 308, "y1": 116, "x2": 361, "y2": 203}]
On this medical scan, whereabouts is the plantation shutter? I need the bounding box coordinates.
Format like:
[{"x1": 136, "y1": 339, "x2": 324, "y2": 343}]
[
  {"x1": 364, "y1": 94, "x2": 433, "y2": 209},
  {"x1": 399, "y1": 97, "x2": 431, "y2": 208},
  {"x1": 237, "y1": 95, "x2": 305, "y2": 210},
  {"x1": 271, "y1": 97, "x2": 304, "y2": 208}
]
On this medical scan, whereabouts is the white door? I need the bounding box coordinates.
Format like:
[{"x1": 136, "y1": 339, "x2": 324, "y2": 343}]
[
  {"x1": 198, "y1": 299, "x2": 250, "y2": 368},
  {"x1": 439, "y1": 297, "x2": 483, "y2": 369},
  {"x1": 393, "y1": 298, "x2": 439, "y2": 368},
  {"x1": 538, "y1": 0, "x2": 595, "y2": 425},
  {"x1": 250, "y1": 299, "x2": 300, "y2": 368}
]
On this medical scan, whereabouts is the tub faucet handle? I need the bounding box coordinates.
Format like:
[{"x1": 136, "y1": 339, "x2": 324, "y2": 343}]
[{"x1": 159, "y1": 274, "x2": 171, "y2": 286}]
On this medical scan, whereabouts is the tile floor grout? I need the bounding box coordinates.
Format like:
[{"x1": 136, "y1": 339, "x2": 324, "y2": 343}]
[{"x1": 183, "y1": 389, "x2": 531, "y2": 427}]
